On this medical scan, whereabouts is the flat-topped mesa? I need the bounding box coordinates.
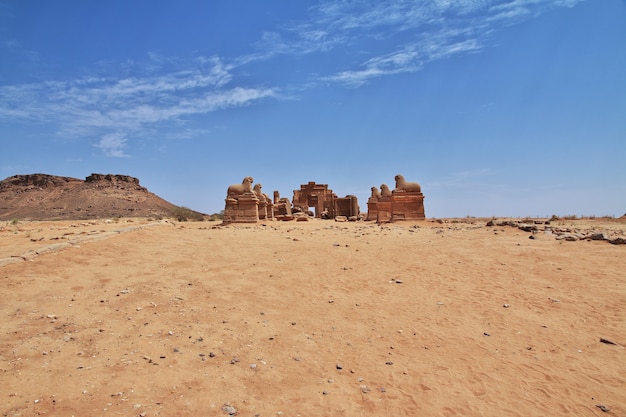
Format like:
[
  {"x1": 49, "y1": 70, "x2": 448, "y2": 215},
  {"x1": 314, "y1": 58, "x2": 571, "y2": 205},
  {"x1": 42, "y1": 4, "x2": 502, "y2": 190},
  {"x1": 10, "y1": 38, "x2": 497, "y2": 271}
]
[
  {"x1": 1, "y1": 174, "x2": 80, "y2": 189},
  {"x1": 85, "y1": 173, "x2": 141, "y2": 185},
  {"x1": 84, "y1": 173, "x2": 146, "y2": 191},
  {"x1": 0, "y1": 172, "x2": 184, "y2": 220}
]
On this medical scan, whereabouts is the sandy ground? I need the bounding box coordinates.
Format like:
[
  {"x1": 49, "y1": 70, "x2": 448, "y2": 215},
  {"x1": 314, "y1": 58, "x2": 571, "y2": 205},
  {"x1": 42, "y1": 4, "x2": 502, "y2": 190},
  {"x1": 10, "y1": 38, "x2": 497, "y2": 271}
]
[{"x1": 1, "y1": 217, "x2": 624, "y2": 416}]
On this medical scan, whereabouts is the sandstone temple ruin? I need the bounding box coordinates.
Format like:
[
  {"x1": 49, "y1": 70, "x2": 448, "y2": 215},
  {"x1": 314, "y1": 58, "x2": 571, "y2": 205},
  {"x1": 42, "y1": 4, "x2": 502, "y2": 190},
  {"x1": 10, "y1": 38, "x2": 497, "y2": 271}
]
[
  {"x1": 222, "y1": 174, "x2": 424, "y2": 225},
  {"x1": 292, "y1": 182, "x2": 359, "y2": 220}
]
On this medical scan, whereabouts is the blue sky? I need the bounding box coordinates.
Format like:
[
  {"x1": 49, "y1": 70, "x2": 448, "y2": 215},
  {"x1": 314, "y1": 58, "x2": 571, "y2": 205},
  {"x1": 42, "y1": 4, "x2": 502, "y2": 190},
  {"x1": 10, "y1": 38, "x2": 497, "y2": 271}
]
[{"x1": 1, "y1": 0, "x2": 625, "y2": 217}]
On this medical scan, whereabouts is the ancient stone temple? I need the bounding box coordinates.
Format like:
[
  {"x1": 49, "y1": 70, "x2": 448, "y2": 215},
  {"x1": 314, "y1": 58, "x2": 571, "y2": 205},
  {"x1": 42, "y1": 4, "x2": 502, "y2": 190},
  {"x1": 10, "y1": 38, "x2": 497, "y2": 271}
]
[
  {"x1": 222, "y1": 176, "x2": 260, "y2": 225},
  {"x1": 368, "y1": 174, "x2": 425, "y2": 223},
  {"x1": 292, "y1": 181, "x2": 359, "y2": 219}
]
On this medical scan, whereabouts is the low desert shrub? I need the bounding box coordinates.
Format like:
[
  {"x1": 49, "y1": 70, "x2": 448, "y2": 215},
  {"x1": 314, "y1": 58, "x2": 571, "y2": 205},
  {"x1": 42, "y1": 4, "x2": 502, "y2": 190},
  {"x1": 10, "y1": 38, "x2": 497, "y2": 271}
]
[
  {"x1": 208, "y1": 212, "x2": 224, "y2": 221},
  {"x1": 171, "y1": 206, "x2": 204, "y2": 222}
]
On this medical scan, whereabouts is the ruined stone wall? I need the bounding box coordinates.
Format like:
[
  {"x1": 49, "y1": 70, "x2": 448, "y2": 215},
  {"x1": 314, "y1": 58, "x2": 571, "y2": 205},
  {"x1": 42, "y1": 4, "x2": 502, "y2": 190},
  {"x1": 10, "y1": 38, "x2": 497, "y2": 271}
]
[{"x1": 335, "y1": 195, "x2": 359, "y2": 218}]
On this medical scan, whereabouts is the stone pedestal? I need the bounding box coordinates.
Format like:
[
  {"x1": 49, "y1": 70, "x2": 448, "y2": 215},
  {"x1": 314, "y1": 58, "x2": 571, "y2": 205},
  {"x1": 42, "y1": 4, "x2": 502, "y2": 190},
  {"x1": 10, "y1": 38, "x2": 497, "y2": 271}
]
[
  {"x1": 223, "y1": 193, "x2": 260, "y2": 224},
  {"x1": 366, "y1": 197, "x2": 378, "y2": 221},
  {"x1": 258, "y1": 199, "x2": 268, "y2": 220},
  {"x1": 376, "y1": 197, "x2": 393, "y2": 223},
  {"x1": 390, "y1": 190, "x2": 425, "y2": 221}
]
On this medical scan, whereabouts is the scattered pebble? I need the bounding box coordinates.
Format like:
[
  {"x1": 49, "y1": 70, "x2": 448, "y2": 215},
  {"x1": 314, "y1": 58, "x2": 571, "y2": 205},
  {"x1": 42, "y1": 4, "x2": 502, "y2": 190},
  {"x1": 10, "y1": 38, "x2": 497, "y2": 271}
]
[
  {"x1": 600, "y1": 337, "x2": 619, "y2": 346},
  {"x1": 336, "y1": 363, "x2": 343, "y2": 370},
  {"x1": 222, "y1": 404, "x2": 237, "y2": 415}
]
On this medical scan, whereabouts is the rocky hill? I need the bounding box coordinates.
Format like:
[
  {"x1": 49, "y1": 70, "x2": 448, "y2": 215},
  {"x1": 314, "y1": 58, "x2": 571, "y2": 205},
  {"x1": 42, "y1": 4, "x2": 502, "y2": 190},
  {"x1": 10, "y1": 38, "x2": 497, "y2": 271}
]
[{"x1": 0, "y1": 173, "x2": 203, "y2": 221}]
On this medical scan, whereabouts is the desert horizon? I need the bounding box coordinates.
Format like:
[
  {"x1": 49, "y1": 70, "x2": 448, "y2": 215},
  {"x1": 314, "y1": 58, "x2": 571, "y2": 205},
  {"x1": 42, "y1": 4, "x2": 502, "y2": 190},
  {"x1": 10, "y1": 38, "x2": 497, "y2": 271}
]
[{"x1": 1, "y1": 215, "x2": 624, "y2": 416}]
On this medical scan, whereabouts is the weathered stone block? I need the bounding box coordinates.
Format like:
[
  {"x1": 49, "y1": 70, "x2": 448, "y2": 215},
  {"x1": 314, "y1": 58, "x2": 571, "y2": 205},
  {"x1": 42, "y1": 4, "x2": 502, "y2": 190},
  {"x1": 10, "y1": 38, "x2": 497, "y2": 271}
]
[
  {"x1": 390, "y1": 191, "x2": 425, "y2": 221},
  {"x1": 376, "y1": 198, "x2": 393, "y2": 223},
  {"x1": 222, "y1": 192, "x2": 259, "y2": 225}
]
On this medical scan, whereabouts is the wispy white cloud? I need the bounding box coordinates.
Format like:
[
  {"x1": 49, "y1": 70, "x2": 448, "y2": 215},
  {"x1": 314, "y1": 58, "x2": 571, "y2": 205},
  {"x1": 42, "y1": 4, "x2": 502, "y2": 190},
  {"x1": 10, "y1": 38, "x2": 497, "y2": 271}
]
[
  {"x1": 0, "y1": 56, "x2": 277, "y2": 156},
  {"x1": 279, "y1": 0, "x2": 586, "y2": 86},
  {"x1": 323, "y1": 49, "x2": 423, "y2": 86},
  {"x1": 0, "y1": 0, "x2": 587, "y2": 156},
  {"x1": 96, "y1": 133, "x2": 129, "y2": 158}
]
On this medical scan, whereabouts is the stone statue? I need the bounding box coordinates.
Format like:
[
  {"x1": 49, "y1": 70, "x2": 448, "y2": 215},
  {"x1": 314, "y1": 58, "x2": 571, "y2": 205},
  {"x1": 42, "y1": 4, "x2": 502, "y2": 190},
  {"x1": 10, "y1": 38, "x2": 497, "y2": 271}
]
[
  {"x1": 227, "y1": 176, "x2": 254, "y2": 197},
  {"x1": 253, "y1": 183, "x2": 271, "y2": 203},
  {"x1": 380, "y1": 184, "x2": 392, "y2": 197},
  {"x1": 394, "y1": 174, "x2": 421, "y2": 193},
  {"x1": 370, "y1": 186, "x2": 381, "y2": 199}
]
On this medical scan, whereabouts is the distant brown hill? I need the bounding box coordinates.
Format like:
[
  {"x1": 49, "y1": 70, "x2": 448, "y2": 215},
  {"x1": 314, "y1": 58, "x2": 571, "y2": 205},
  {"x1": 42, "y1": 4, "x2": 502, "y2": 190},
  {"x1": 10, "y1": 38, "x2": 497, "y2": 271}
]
[{"x1": 0, "y1": 173, "x2": 204, "y2": 221}]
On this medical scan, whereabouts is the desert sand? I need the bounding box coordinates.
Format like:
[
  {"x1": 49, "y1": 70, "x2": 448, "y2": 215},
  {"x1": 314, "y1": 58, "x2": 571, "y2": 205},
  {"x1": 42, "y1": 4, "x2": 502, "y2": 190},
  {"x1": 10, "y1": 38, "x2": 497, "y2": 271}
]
[{"x1": 1, "y1": 217, "x2": 624, "y2": 416}]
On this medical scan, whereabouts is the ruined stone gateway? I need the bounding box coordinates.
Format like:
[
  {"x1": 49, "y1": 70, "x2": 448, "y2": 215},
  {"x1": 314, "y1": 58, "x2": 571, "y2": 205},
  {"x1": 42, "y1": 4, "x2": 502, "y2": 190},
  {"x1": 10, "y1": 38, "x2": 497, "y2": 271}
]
[{"x1": 292, "y1": 182, "x2": 359, "y2": 220}]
